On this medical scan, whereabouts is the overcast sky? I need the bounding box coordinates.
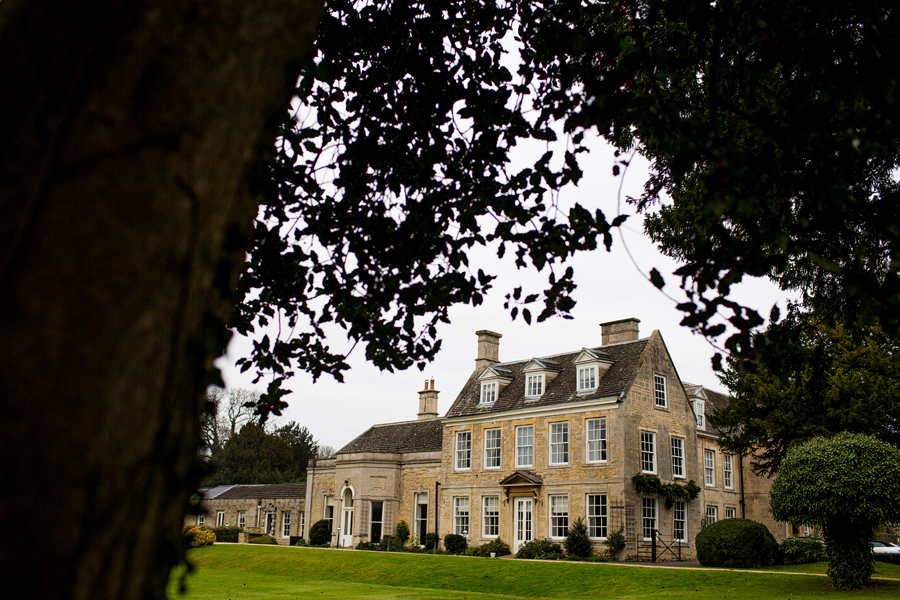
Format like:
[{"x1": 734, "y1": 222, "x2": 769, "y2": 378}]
[{"x1": 217, "y1": 139, "x2": 789, "y2": 450}]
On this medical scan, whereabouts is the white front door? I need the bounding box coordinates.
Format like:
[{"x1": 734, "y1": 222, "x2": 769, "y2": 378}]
[
  {"x1": 514, "y1": 498, "x2": 533, "y2": 553},
  {"x1": 341, "y1": 508, "x2": 353, "y2": 547}
]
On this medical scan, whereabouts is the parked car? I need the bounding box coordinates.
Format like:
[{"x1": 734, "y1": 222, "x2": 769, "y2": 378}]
[{"x1": 870, "y1": 541, "x2": 900, "y2": 555}]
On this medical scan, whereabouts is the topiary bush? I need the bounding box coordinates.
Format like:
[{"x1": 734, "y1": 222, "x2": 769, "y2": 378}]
[
  {"x1": 443, "y1": 533, "x2": 467, "y2": 554},
  {"x1": 423, "y1": 532, "x2": 440, "y2": 551},
  {"x1": 472, "y1": 538, "x2": 511, "y2": 557},
  {"x1": 185, "y1": 526, "x2": 216, "y2": 548},
  {"x1": 695, "y1": 518, "x2": 778, "y2": 568},
  {"x1": 395, "y1": 520, "x2": 411, "y2": 546},
  {"x1": 309, "y1": 519, "x2": 332, "y2": 546},
  {"x1": 565, "y1": 517, "x2": 592, "y2": 557},
  {"x1": 515, "y1": 538, "x2": 564, "y2": 560},
  {"x1": 605, "y1": 529, "x2": 626, "y2": 560},
  {"x1": 248, "y1": 534, "x2": 278, "y2": 544},
  {"x1": 781, "y1": 536, "x2": 826, "y2": 565},
  {"x1": 210, "y1": 526, "x2": 242, "y2": 543}
]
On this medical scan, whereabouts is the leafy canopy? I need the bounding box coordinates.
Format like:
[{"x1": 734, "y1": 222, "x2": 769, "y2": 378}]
[
  {"x1": 712, "y1": 310, "x2": 900, "y2": 474},
  {"x1": 235, "y1": 1, "x2": 900, "y2": 416},
  {"x1": 770, "y1": 433, "x2": 900, "y2": 589}
]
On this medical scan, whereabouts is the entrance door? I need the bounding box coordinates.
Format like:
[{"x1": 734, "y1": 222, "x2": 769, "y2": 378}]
[
  {"x1": 340, "y1": 489, "x2": 354, "y2": 547},
  {"x1": 265, "y1": 513, "x2": 276, "y2": 536},
  {"x1": 514, "y1": 498, "x2": 533, "y2": 553}
]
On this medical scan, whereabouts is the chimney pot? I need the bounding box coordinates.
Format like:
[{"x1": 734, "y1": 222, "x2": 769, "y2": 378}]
[{"x1": 417, "y1": 379, "x2": 439, "y2": 420}]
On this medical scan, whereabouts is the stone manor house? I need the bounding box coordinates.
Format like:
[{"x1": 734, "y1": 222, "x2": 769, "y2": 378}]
[{"x1": 193, "y1": 318, "x2": 783, "y2": 559}]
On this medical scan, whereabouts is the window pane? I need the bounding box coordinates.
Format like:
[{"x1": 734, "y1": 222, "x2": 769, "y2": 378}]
[
  {"x1": 483, "y1": 496, "x2": 499, "y2": 537},
  {"x1": 454, "y1": 497, "x2": 470, "y2": 535},
  {"x1": 550, "y1": 422, "x2": 569, "y2": 464},
  {"x1": 654, "y1": 374, "x2": 667, "y2": 407},
  {"x1": 640, "y1": 431, "x2": 656, "y2": 473},
  {"x1": 642, "y1": 498, "x2": 657, "y2": 540},
  {"x1": 704, "y1": 449, "x2": 715, "y2": 486},
  {"x1": 587, "y1": 494, "x2": 608, "y2": 538},
  {"x1": 516, "y1": 425, "x2": 533, "y2": 467},
  {"x1": 484, "y1": 428, "x2": 501, "y2": 468},
  {"x1": 671, "y1": 437, "x2": 685, "y2": 478},
  {"x1": 673, "y1": 501, "x2": 686, "y2": 542},
  {"x1": 550, "y1": 495, "x2": 569, "y2": 538},
  {"x1": 587, "y1": 417, "x2": 607, "y2": 462},
  {"x1": 456, "y1": 431, "x2": 472, "y2": 470}
]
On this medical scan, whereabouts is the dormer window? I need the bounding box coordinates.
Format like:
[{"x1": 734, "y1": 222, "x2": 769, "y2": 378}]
[
  {"x1": 480, "y1": 382, "x2": 497, "y2": 405},
  {"x1": 525, "y1": 374, "x2": 544, "y2": 398},
  {"x1": 577, "y1": 365, "x2": 597, "y2": 393},
  {"x1": 695, "y1": 399, "x2": 706, "y2": 430},
  {"x1": 573, "y1": 349, "x2": 613, "y2": 395}
]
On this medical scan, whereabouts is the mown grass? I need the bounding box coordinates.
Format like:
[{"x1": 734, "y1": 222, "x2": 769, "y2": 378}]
[{"x1": 169, "y1": 545, "x2": 900, "y2": 600}]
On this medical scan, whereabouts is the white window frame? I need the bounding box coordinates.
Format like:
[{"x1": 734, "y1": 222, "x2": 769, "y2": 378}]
[
  {"x1": 525, "y1": 374, "x2": 544, "y2": 398},
  {"x1": 723, "y1": 453, "x2": 734, "y2": 489},
  {"x1": 654, "y1": 374, "x2": 667, "y2": 407},
  {"x1": 282, "y1": 512, "x2": 291, "y2": 537},
  {"x1": 696, "y1": 399, "x2": 706, "y2": 430},
  {"x1": 197, "y1": 514, "x2": 204, "y2": 527},
  {"x1": 216, "y1": 510, "x2": 225, "y2": 527},
  {"x1": 577, "y1": 365, "x2": 597, "y2": 393},
  {"x1": 299, "y1": 511, "x2": 305, "y2": 538},
  {"x1": 482, "y1": 496, "x2": 500, "y2": 538},
  {"x1": 238, "y1": 510, "x2": 246, "y2": 528},
  {"x1": 324, "y1": 495, "x2": 334, "y2": 530},
  {"x1": 671, "y1": 437, "x2": 685, "y2": 478},
  {"x1": 725, "y1": 506, "x2": 737, "y2": 520},
  {"x1": 549, "y1": 495, "x2": 569, "y2": 539},
  {"x1": 704, "y1": 449, "x2": 716, "y2": 487},
  {"x1": 706, "y1": 504, "x2": 718, "y2": 525},
  {"x1": 586, "y1": 417, "x2": 607, "y2": 463},
  {"x1": 673, "y1": 501, "x2": 687, "y2": 542},
  {"x1": 587, "y1": 494, "x2": 608, "y2": 539},
  {"x1": 455, "y1": 430, "x2": 472, "y2": 471},
  {"x1": 479, "y1": 381, "x2": 497, "y2": 405},
  {"x1": 640, "y1": 431, "x2": 656, "y2": 474},
  {"x1": 549, "y1": 422, "x2": 569, "y2": 465},
  {"x1": 483, "y1": 428, "x2": 501, "y2": 469},
  {"x1": 515, "y1": 425, "x2": 534, "y2": 468},
  {"x1": 454, "y1": 497, "x2": 470, "y2": 536},
  {"x1": 642, "y1": 497, "x2": 657, "y2": 541}
]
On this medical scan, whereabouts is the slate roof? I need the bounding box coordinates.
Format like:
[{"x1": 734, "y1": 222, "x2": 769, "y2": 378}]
[
  {"x1": 446, "y1": 338, "x2": 649, "y2": 418},
  {"x1": 214, "y1": 482, "x2": 307, "y2": 499},
  {"x1": 338, "y1": 418, "x2": 444, "y2": 454}
]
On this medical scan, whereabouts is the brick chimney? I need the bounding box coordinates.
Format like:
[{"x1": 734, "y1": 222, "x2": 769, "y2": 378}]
[
  {"x1": 475, "y1": 330, "x2": 502, "y2": 372},
  {"x1": 600, "y1": 318, "x2": 641, "y2": 345},
  {"x1": 417, "y1": 378, "x2": 439, "y2": 420}
]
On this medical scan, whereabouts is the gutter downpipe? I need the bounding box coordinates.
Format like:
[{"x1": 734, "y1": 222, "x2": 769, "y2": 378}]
[{"x1": 434, "y1": 481, "x2": 441, "y2": 553}]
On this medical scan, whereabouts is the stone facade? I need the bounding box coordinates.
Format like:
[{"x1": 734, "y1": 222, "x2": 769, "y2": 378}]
[
  {"x1": 305, "y1": 319, "x2": 784, "y2": 559},
  {"x1": 187, "y1": 482, "x2": 308, "y2": 545}
]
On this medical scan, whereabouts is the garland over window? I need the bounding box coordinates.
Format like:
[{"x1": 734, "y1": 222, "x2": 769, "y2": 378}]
[{"x1": 632, "y1": 474, "x2": 701, "y2": 509}]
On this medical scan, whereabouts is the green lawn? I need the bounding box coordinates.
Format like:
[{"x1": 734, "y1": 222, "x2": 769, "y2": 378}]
[{"x1": 169, "y1": 545, "x2": 900, "y2": 600}]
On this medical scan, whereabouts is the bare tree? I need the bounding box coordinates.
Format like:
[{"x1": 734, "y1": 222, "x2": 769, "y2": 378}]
[
  {"x1": 202, "y1": 387, "x2": 259, "y2": 454},
  {"x1": 317, "y1": 445, "x2": 338, "y2": 459}
]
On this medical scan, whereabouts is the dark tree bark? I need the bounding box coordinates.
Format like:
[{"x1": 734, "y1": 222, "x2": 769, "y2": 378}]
[{"x1": 0, "y1": 1, "x2": 321, "y2": 598}]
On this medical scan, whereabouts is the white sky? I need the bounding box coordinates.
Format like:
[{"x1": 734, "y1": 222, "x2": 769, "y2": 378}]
[{"x1": 216, "y1": 139, "x2": 790, "y2": 450}]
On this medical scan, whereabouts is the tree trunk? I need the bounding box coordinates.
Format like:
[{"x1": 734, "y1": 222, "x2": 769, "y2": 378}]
[{"x1": 0, "y1": 1, "x2": 321, "y2": 598}]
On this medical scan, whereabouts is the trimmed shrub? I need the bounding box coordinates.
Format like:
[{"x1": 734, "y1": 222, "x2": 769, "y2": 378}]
[
  {"x1": 606, "y1": 529, "x2": 626, "y2": 560},
  {"x1": 696, "y1": 518, "x2": 778, "y2": 568},
  {"x1": 309, "y1": 519, "x2": 332, "y2": 546},
  {"x1": 443, "y1": 533, "x2": 467, "y2": 554},
  {"x1": 248, "y1": 534, "x2": 277, "y2": 544},
  {"x1": 565, "y1": 517, "x2": 592, "y2": 557},
  {"x1": 781, "y1": 536, "x2": 826, "y2": 565},
  {"x1": 185, "y1": 526, "x2": 216, "y2": 548},
  {"x1": 356, "y1": 541, "x2": 380, "y2": 551},
  {"x1": 293, "y1": 538, "x2": 308, "y2": 547},
  {"x1": 423, "y1": 532, "x2": 440, "y2": 551},
  {"x1": 395, "y1": 520, "x2": 411, "y2": 546},
  {"x1": 516, "y1": 538, "x2": 564, "y2": 560},
  {"x1": 210, "y1": 526, "x2": 242, "y2": 543},
  {"x1": 471, "y1": 538, "x2": 511, "y2": 557},
  {"x1": 874, "y1": 554, "x2": 900, "y2": 566}
]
